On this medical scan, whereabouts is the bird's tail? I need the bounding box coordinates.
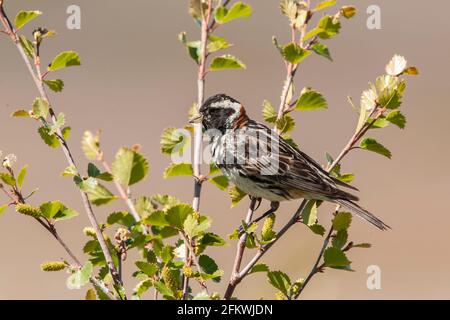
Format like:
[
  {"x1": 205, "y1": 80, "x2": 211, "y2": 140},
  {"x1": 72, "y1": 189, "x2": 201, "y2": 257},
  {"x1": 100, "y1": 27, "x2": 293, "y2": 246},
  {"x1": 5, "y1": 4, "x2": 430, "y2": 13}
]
[{"x1": 336, "y1": 199, "x2": 390, "y2": 231}]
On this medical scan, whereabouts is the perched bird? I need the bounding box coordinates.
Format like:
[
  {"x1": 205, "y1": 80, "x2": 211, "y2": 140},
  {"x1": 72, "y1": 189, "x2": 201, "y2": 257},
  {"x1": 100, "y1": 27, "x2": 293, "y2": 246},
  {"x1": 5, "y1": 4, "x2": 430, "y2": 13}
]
[{"x1": 190, "y1": 94, "x2": 389, "y2": 230}]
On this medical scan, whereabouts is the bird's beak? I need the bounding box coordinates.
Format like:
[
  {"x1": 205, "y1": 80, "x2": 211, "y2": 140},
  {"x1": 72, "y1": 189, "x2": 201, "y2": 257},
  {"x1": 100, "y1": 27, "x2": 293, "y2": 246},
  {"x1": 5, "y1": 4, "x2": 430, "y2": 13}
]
[{"x1": 189, "y1": 114, "x2": 203, "y2": 124}]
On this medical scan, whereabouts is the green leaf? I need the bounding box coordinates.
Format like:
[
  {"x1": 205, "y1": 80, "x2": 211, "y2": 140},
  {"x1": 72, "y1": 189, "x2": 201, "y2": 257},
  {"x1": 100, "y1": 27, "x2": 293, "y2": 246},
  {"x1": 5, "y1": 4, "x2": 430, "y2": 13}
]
[
  {"x1": 199, "y1": 233, "x2": 226, "y2": 247},
  {"x1": 19, "y1": 35, "x2": 35, "y2": 58},
  {"x1": 112, "y1": 148, "x2": 149, "y2": 186},
  {"x1": 40, "y1": 201, "x2": 62, "y2": 219},
  {"x1": 249, "y1": 263, "x2": 270, "y2": 274},
  {"x1": 276, "y1": 114, "x2": 295, "y2": 134},
  {"x1": 302, "y1": 201, "x2": 318, "y2": 226},
  {"x1": 184, "y1": 215, "x2": 211, "y2": 238},
  {"x1": 0, "y1": 173, "x2": 16, "y2": 186},
  {"x1": 15, "y1": 10, "x2": 42, "y2": 29},
  {"x1": 282, "y1": 42, "x2": 311, "y2": 64},
  {"x1": 305, "y1": 15, "x2": 341, "y2": 40},
  {"x1": 62, "y1": 165, "x2": 78, "y2": 177},
  {"x1": 142, "y1": 210, "x2": 169, "y2": 227},
  {"x1": 295, "y1": 88, "x2": 328, "y2": 111},
  {"x1": 135, "y1": 261, "x2": 158, "y2": 277},
  {"x1": 154, "y1": 281, "x2": 175, "y2": 298},
  {"x1": 166, "y1": 204, "x2": 194, "y2": 229},
  {"x1": 229, "y1": 186, "x2": 247, "y2": 208},
  {"x1": 66, "y1": 262, "x2": 93, "y2": 290},
  {"x1": 360, "y1": 138, "x2": 392, "y2": 159},
  {"x1": 314, "y1": 0, "x2": 336, "y2": 11},
  {"x1": 378, "y1": 87, "x2": 401, "y2": 110},
  {"x1": 160, "y1": 127, "x2": 190, "y2": 156},
  {"x1": 0, "y1": 205, "x2": 8, "y2": 216},
  {"x1": 309, "y1": 224, "x2": 326, "y2": 236},
  {"x1": 16, "y1": 165, "x2": 28, "y2": 190},
  {"x1": 336, "y1": 173, "x2": 355, "y2": 183},
  {"x1": 31, "y1": 98, "x2": 49, "y2": 119},
  {"x1": 340, "y1": 6, "x2": 357, "y2": 19},
  {"x1": 214, "y1": 2, "x2": 252, "y2": 24},
  {"x1": 207, "y1": 35, "x2": 231, "y2": 53},
  {"x1": 163, "y1": 163, "x2": 193, "y2": 179},
  {"x1": 267, "y1": 271, "x2": 291, "y2": 297},
  {"x1": 77, "y1": 178, "x2": 117, "y2": 206},
  {"x1": 198, "y1": 255, "x2": 221, "y2": 282},
  {"x1": 44, "y1": 79, "x2": 64, "y2": 93},
  {"x1": 324, "y1": 247, "x2": 351, "y2": 267},
  {"x1": 332, "y1": 230, "x2": 348, "y2": 249},
  {"x1": 332, "y1": 212, "x2": 352, "y2": 231},
  {"x1": 106, "y1": 211, "x2": 135, "y2": 228},
  {"x1": 210, "y1": 175, "x2": 229, "y2": 191},
  {"x1": 87, "y1": 163, "x2": 101, "y2": 178},
  {"x1": 311, "y1": 43, "x2": 332, "y2": 61},
  {"x1": 386, "y1": 110, "x2": 406, "y2": 129},
  {"x1": 48, "y1": 51, "x2": 81, "y2": 72},
  {"x1": 210, "y1": 55, "x2": 246, "y2": 71},
  {"x1": 262, "y1": 100, "x2": 277, "y2": 123},
  {"x1": 53, "y1": 206, "x2": 79, "y2": 222},
  {"x1": 48, "y1": 113, "x2": 66, "y2": 135},
  {"x1": 81, "y1": 131, "x2": 101, "y2": 160}
]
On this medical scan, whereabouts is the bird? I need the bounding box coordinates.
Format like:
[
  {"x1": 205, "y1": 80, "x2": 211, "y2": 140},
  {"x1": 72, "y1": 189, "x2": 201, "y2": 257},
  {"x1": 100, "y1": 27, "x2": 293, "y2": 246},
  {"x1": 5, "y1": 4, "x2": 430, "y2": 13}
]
[{"x1": 190, "y1": 93, "x2": 389, "y2": 230}]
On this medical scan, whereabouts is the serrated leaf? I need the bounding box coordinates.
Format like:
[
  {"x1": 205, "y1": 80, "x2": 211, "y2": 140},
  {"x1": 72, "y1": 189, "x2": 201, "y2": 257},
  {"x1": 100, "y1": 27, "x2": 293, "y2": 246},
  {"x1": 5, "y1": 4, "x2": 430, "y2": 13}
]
[
  {"x1": 19, "y1": 35, "x2": 34, "y2": 58},
  {"x1": 249, "y1": 263, "x2": 270, "y2": 274},
  {"x1": 332, "y1": 212, "x2": 352, "y2": 231},
  {"x1": 135, "y1": 261, "x2": 158, "y2": 277},
  {"x1": 360, "y1": 138, "x2": 392, "y2": 159},
  {"x1": 309, "y1": 224, "x2": 326, "y2": 236},
  {"x1": 163, "y1": 163, "x2": 193, "y2": 179},
  {"x1": 78, "y1": 178, "x2": 117, "y2": 206},
  {"x1": 267, "y1": 271, "x2": 291, "y2": 297},
  {"x1": 48, "y1": 51, "x2": 81, "y2": 72},
  {"x1": 112, "y1": 148, "x2": 149, "y2": 186},
  {"x1": 199, "y1": 233, "x2": 226, "y2": 247},
  {"x1": 210, "y1": 175, "x2": 229, "y2": 191},
  {"x1": 160, "y1": 127, "x2": 190, "y2": 156},
  {"x1": 282, "y1": 42, "x2": 311, "y2": 64},
  {"x1": 40, "y1": 201, "x2": 62, "y2": 219},
  {"x1": 276, "y1": 114, "x2": 295, "y2": 134},
  {"x1": 386, "y1": 54, "x2": 407, "y2": 76},
  {"x1": 324, "y1": 247, "x2": 351, "y2": 267},
  {"x1": 305, "y1": 15, "x2": 341, "y2": 40},
  {"x1": 166, "y1": 204, "x2": 194, "y2": 229},
  {"x1": 185, "y1": 215, "x2": 211, "y2": 238},
  {"x1": 295, "y1": 88, "x2": 328, "y2": 111},
  {"x1": 53, "y1": 206, "x2": 79, "y2": 222},
  {"x1": 386, "y1": 110, "x2": 406, "y2": 129},
  {"x1": 229, "y1": 186, "x2": 246, "y2": 208},
  {"x1": 48, "y1": 113, "x2": 66, "y2": 135},
  {"x1": 31, "y1": 98, "x2": 49, "y2": 119},
  {"x1": 214, "y1": 2, "x2": 252, "y2": 24},
  {"x1": 336, "y1": 173, "x2": 355, "y2": 183},
  {"x1": 44, "y1": 79, "x2": 64, "y2": 93},
  {"x1": 81, "y1": 131, "x2": 101, "y2": 160},
  {"x1": 262, "y1": 100, "x2": 277, "y2": 123},
  {"x1": 210, "y1": 55, "x2": 246, "y2": 71},
  {"x1": 154, "y1": 281, "x2": 175, "y2": 298},
  {"x1": 332, "y1": 230, "x2": 348, "y2": 249},
  {"x1": 142, "y1": 210, "x2": 169, "y2": 227},
  {"x1": 198, "y1": 255, "x2": 221, "y2": 282},
  {"x1": 62, "y1": 165, "x2": 78, "y2": 177},
  {"x1": 311, "y1": 43, "x2": 332, "y2": 61},
  {"x1": 207, "y1": 35, "x2": 231, "y2": 53},
  {"x1": 66, "y1": 262, "x2": 93, "y2": 290},
  {"x1": 15, "y1": 10, "x2": 42, "y2": 29}
]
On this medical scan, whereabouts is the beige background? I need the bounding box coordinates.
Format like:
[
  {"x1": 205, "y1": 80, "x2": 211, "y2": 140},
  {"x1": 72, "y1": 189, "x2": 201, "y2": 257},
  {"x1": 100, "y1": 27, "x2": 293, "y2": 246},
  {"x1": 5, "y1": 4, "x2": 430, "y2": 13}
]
[{"x1": 0, "y1": 0, "x2": 449, "y2": 299}]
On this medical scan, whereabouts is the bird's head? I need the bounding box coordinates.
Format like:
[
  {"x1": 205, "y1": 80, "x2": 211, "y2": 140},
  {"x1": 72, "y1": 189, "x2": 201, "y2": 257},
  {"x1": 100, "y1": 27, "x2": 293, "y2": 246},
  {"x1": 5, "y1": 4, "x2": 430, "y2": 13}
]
[{"x1": 190, "y1": 94, "x2": 249, "y2": 132}]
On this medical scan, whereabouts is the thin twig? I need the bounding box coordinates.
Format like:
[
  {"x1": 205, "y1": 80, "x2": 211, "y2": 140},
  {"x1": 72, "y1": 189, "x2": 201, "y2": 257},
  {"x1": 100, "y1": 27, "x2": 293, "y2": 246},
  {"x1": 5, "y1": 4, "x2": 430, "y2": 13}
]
[{"x1": 0, "y1": 1, "x2": 123, "y2": 293}]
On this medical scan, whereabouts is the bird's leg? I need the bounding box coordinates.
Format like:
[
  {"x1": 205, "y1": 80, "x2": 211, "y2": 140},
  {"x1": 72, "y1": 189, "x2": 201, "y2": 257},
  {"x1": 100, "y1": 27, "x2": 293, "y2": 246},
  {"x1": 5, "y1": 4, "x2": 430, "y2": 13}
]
[
  {"x1": 248, "y1": 196, "x2": 262, "y2": 211},
  {"x1": 238, "y1": 201, "x2": 280, "y2": 237}
]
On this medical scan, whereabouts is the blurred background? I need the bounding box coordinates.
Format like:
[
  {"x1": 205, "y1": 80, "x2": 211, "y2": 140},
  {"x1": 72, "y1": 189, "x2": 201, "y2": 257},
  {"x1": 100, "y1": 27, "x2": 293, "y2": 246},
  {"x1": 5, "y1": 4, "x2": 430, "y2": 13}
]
[{"x1": 0, "y1": 0, "x2": 449, "y2": 299}]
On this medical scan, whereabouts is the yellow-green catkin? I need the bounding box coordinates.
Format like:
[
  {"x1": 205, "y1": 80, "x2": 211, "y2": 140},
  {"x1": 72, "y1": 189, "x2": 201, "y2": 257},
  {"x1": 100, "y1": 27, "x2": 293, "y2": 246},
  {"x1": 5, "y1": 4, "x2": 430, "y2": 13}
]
[
  {"x1": 15, "y1": 204, "x2": 42, "y2": 218},
  {"x1": 40, "y1": 261, "x2": 66, "y2": 272},
  {"x1": 162, "y1": 267, "x2": 181, "y2": 298},
  {"x1": 261, "y1": 213, "x2": 276, "y2": 241},
  {"x1": 83, "y1": 227, "x2": 96, "y2": 238}
]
